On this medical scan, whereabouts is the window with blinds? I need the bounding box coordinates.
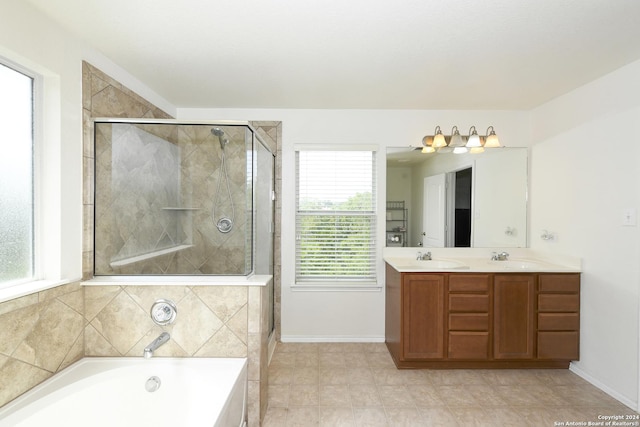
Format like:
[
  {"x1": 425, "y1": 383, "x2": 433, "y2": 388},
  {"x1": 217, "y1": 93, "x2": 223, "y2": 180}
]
[{"x1": 295, "y1": 149, "x2": 377, "y2": 286}]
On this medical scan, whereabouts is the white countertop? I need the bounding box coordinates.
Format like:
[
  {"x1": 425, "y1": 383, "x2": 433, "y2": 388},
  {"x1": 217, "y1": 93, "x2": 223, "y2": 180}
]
[{"x1": 383, "y1": 248, "x2": 581, "y2": 273}]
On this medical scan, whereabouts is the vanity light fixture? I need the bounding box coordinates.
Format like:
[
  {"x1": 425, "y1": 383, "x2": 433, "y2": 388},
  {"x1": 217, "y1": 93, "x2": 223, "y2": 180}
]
[
  {"x1": 432, "y1": 126, "x2": 447, "y2": 148},
  {"x1": 448, "y1": 126, "x2": 465, "y2": 147},
  {"x1": 465, "y1": 126, "x2": 482, "y2": 148},
  {"x1": 419, "y1": 125, "x2": 502, "y2": 154},
  {"x1": 421, "y1": 135, "x2": 435, "y2": 153},
  {"x1": 484, "y1": 126, "x2": 501, "y2": 148}
]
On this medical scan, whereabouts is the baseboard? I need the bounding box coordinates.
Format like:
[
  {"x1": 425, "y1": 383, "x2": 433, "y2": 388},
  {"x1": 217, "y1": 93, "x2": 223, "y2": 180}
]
[
  {"x1": 569, "y1": 362, "x2": 638, "y2": 411},
  {"x1": 280, "y1": 335, "x2": 385, "y2": 343}
]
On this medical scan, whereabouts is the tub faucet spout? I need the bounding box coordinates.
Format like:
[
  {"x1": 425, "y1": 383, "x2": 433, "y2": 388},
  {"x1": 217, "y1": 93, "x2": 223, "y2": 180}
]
[{"x1": 143, "y1": 332, "x2": 170, "y2": 359}]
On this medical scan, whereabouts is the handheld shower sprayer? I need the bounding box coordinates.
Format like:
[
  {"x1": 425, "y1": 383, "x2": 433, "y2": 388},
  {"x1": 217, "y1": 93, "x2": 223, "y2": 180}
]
[
  {"x1": 210, "y1": 127, "x2": 234, "y2": 233},
  {"x1": 211, "y1": 127, "x2": 229, "y2": 150}
]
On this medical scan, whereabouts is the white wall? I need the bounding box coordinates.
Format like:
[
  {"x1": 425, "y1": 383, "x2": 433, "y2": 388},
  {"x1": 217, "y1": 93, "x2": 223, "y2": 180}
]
[
  {"x1": 530, "y1": 59, "x2": 640, "y2": 408},
  {"x1": 179, "y1": 107, "x2": 530, "y2": 340},
  {"x1": 0, "y1": 0, "x2": 83, "y2": 284}
]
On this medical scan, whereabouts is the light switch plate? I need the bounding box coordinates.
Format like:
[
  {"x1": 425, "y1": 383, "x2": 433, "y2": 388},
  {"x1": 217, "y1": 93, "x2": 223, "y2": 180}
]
[{"x1": 622, "y1": 208, "x2": 637, "y2": 226}]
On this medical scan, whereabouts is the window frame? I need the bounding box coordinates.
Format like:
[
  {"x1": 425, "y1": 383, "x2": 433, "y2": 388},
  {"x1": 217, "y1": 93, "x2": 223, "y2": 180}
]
[
  {"x1": 293, "y1": 144, "x2": 379, "y2": 290},
  {"x1": 0, "y1": 55, "x2": 70, "y2": 302},
  {"x1": 0, "y1": 58, "x2": 36, "y2": 289}
]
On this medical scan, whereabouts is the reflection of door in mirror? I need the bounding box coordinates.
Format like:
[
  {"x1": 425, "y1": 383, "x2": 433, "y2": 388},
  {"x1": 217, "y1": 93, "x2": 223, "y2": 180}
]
[
  {"x1": 423, "y1": 174, "x2": 445, "y2": 247},
  {"x1": 424, "y1": 168, "x2": 472, "y2": 248},
  {"x1": 453, "y1": 168, "x2": 472, "y2": 247}
]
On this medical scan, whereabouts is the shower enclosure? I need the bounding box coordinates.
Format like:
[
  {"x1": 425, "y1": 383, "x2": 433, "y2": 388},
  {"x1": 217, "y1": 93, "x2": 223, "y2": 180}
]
[{"x1": 93, "y1": 120, "x2": 274, "y2": 278}]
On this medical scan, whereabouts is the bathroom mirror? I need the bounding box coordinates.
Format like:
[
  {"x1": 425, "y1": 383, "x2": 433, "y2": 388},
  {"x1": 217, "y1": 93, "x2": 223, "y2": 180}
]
[{"x1": 386, "y1": 147, "x2": 528, "y2": 248}]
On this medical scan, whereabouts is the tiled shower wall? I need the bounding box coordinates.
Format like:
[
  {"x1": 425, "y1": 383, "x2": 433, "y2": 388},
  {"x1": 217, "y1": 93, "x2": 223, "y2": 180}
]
[
  {"x1": 94, "y1": 123, "x2": 250, "y2": 275},
  {"x1": 0, "y1": 62, "x2": 281, "y2": 426}
]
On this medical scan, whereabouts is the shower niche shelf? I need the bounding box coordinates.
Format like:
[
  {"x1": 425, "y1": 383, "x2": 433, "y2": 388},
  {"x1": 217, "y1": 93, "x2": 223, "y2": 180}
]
[{"x1": 109, "y1": 244, "x2": 194, "y2": 268}]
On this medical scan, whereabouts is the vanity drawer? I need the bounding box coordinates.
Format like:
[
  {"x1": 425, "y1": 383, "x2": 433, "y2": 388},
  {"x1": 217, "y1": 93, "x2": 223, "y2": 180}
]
[
  {"x1": 449, "y1": 313, "x2": 489, "y2": 331},
  {"x1": 538, "y1": 294, "x2": 579, "y2": 312},
  {"x1": 449, "y1": 294, "x2": 489, "y2": 312},
  {"x1": 448, "y1": 275, "x2": 490, "y2": 293},
  {"x1": 448, "y1": 332, "x2": 490, "y2": 359},
  {"x1": 537, "y1": 331, "x2": 579, "y2": 360},
  {"x1": 538, "y1": 313, "x2": 579, "y2": 331},
  {"x1": 539, "y1": 274, "x2": 580, "y2": 293}
]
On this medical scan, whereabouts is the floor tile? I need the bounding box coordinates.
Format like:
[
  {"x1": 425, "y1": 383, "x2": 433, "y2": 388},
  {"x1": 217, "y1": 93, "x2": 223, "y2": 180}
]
[
  {"x1": 266, "y1": 342, "x2": 637, "y2": 427},
  {"x1": 319, "y1": 406, "x2": 356, "y2": 427}
]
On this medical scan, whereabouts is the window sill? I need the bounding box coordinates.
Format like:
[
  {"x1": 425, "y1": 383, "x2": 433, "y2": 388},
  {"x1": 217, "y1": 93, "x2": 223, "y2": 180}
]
[
  {"x1": 0, "y1": 278, "x2": 79, "y2": 304},
  {"x1": 291, "y1": 283, "x2": 381, "y2": 292}
]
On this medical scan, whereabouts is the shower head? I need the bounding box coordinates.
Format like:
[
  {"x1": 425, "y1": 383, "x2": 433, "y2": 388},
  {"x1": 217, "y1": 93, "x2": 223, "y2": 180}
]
[
  {"x1": 211, "y1": 127, "x2": 225, "y2": 137},
  {"x1": 211, "y1": 127, "x2": 229, "y2": 149}
]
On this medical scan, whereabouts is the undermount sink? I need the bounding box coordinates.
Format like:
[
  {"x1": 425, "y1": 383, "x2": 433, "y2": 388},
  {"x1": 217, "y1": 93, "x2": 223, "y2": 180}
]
[
  {"x1": 488, "y1": 259, "x2": 549, "y2": 269},
  {"x1": 397, "y1": 259, "x2": 470, "y2": 270}
]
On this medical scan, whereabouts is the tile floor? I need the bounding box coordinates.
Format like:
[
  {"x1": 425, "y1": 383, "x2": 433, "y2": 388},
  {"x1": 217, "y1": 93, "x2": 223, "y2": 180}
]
[{"x1": 263, "y1": 342, "x2": 637, "y2": 426}]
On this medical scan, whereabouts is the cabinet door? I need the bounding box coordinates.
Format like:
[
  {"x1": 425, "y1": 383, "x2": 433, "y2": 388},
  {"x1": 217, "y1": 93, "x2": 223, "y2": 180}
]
[
  {"x1": 403, "y1": 274, "x2": 445, "y2": 360},
  {"x1": 494, "y1": 274, "x2": 535, "y2": 359}
]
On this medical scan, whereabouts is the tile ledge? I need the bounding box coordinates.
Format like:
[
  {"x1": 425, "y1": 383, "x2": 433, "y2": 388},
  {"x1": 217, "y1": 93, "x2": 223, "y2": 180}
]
[
  {"x1": 82, "y1": 275, "x2": 272, "y2": 287},
  {"x1": 0, "y1": 278, "x2": 79, "y2": 304}
]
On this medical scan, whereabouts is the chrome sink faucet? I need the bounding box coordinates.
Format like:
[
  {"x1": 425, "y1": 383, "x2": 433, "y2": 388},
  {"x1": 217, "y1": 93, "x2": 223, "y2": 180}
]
[
  {"x1": 491, "y1": 251, "x2": 510, "y2": 261},
  {"x1": 143, "y1": 332, "x2": 170, "y2": 358},
  {"x1": 416, "y1": 251, "x2": 432, "y2": 260}
]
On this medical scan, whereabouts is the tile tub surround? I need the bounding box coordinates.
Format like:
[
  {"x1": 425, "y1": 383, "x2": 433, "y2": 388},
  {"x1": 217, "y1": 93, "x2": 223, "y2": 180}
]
[
  {"x1": 264, "y1": 342, "x2": 638, "y2": 426},
  {"x1": 83, "y1": 282, "x2": 271, "y2": 426},
  {"x1": 0, "y1": 281, "x2": 271, "y2": 426},
  {"x1": 0, "y1": 282, "x2": 84, "y2": 407}
]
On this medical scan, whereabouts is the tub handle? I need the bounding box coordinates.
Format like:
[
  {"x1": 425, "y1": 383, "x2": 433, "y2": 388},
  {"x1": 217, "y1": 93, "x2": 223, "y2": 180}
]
[{"x1": 150, "y1": 299, "x2": 177, "y2": 326}]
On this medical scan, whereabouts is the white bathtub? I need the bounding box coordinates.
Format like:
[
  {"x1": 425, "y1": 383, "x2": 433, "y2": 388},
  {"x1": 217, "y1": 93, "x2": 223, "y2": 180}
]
[{"x1": 0, "y1": 357, "x2": 247, "y2": 427}]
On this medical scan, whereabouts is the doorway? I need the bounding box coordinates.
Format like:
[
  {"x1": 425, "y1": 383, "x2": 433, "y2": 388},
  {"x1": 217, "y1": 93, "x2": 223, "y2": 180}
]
[
  {"x1": 451, "y1": 167, "x2": 472, "y2": 247},
  {"x1": 423, "y1": 166, "x2": 473, "y2": 248}
]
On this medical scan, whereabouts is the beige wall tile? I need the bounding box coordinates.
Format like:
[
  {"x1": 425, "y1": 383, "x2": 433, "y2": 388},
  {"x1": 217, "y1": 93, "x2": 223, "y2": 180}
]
[
  {"x1": 91, "y1": 290, "x2": 154, "y2": 354},
  {"x1": 123, "y1": 285, "x2": 190, "y2": 312},
  {"x1": 59, "y1": 334, "x2": 84, "y2": 371},
  {"x1": 84, "y1": 286, "x2": 121, "y2": 321},
  {"x1": 0, "y1": 359, "x2": 51, "y2": 407},
  {"x1": 38, "y1": 282, "x2": 81, "y2": 303},
  {"x1": 247, "y1": 286, "x2": 261, "y2": 334},
  {"x1": 84, "y1": 324, "x2": 119, "y2": 356},
  {"x1": 225, "y1": 304, "x2": 248, "y2": 345},
  {"x1": 58, "y1": 288, "x2": 85, "y2": 316},
  {"x1": 192, "y1": 286, "x2": 248, "y2": 323},
  {"x1": 195, "y1": 325, "x2": 247, "y2": 357},
  {"x1": 12, "y1": 299, "x2": 85, "y2": 372},
  {"x1": 0, "y1": 303, "x2": 41, "y2": 356},
  {"x1": 0, "y1": 293, "x2": 38, "y2": 316},
  {"x1": 169, "y1": 290, "x2": 223, "y2": 355}
]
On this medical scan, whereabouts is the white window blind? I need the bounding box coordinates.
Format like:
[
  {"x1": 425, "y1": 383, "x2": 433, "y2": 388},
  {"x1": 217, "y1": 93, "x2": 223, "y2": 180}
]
[{"x1": 295, "y1": 149, "x2": 377, "y2": 285}]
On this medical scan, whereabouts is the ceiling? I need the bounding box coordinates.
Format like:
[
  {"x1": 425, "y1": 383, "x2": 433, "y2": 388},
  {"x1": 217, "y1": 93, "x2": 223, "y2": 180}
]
[{"x1": 26, "y1": 0, "x2": 640, "y2": 110}]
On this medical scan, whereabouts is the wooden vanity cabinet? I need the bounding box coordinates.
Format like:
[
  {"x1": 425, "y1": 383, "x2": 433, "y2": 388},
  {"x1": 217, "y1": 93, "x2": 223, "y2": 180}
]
[
  {"x1": 493, "y1": 274, "x2": 535, "y2": 359},
  {"x1": 402, "y1": 274, "x2": 445, "y2": 359},
  {"x1": 448, "y1": 274, "x2": 491, "y2": 360},
  {"x1": 385, "y1": 266, "x2": 580, "y2": 369},
  {"x1": 537, "y1": 274, "x2": 580, "y2": 360}
]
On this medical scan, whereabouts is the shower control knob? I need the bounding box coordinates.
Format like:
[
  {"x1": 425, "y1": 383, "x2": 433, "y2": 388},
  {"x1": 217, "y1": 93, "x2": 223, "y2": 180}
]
[{"x1": 150, "y1": 299, "x2": 177, "y2": 326}]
